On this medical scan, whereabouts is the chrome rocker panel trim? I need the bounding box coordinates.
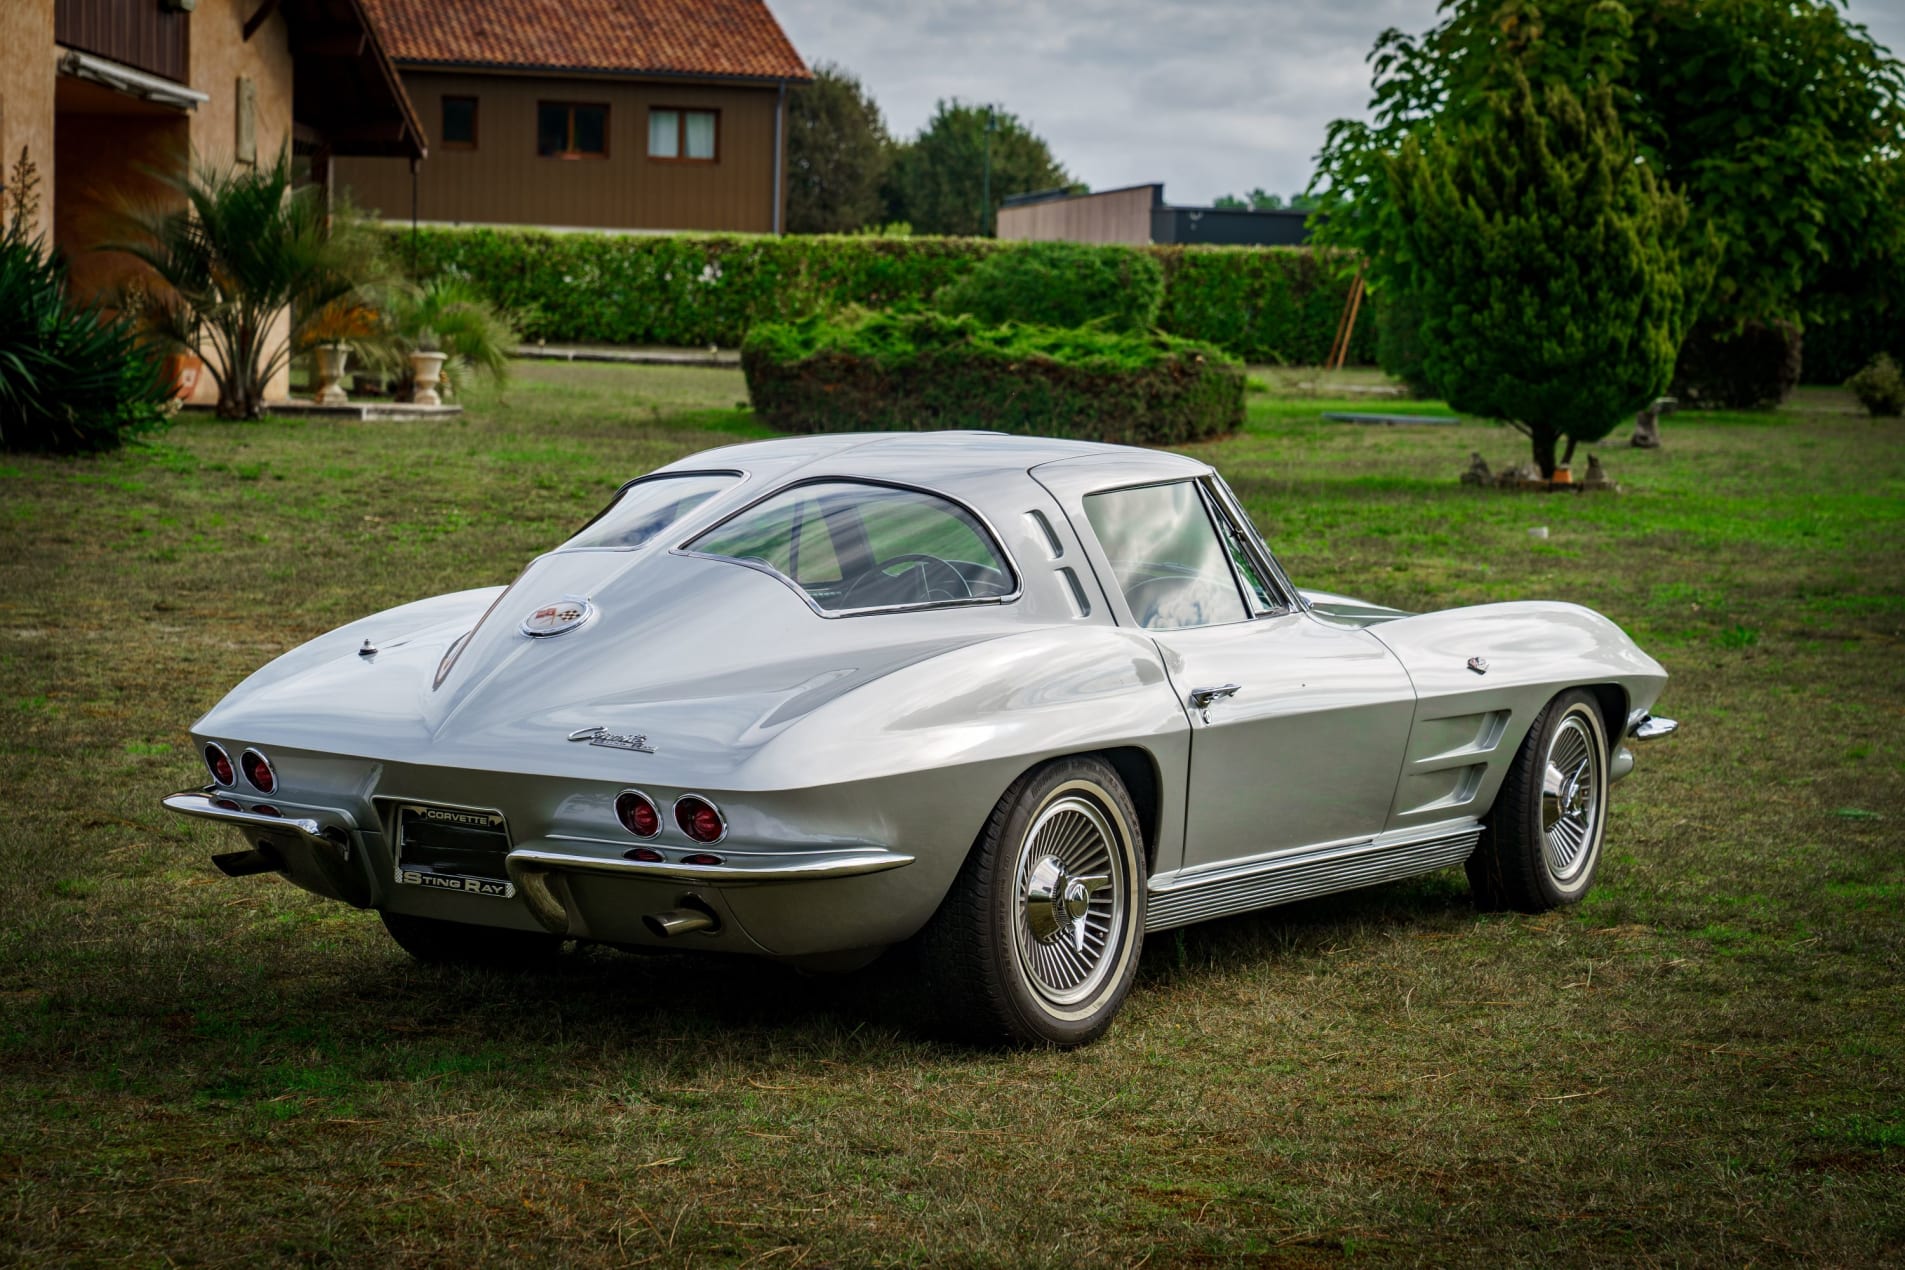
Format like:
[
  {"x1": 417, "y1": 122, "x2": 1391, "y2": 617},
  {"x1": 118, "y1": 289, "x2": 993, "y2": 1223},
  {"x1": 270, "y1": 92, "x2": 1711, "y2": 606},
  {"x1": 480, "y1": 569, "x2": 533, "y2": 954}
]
[{"x1": 1145, "y1": 821, "x2": 1484, "y2": 932}]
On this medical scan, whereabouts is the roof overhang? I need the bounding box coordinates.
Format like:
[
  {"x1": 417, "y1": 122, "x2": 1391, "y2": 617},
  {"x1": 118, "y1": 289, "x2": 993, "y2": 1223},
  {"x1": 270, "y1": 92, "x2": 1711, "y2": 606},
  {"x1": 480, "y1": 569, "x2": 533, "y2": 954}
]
[
  {"x1": 393, "y1": 59, "x2": 812, "y2": 87},
  {"x1": 264, "y1": 0, "x2": 428, "y2": 159},
  {"x1": 56, "y1": 49, "x2": 210, "y2": 112}
]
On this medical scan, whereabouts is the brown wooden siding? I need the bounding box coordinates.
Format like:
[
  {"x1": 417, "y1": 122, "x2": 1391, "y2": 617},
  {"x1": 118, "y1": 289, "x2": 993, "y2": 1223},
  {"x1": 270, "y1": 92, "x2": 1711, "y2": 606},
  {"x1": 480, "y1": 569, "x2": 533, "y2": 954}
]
[
  {"x1": 334, "y1": 70, "x2": 782, "y2": 232},
  {"x1": 999, "y1": 185, "x2": 1160, "y2": 246},
  {"x1": 55, "y1": 0, "x2": 188, "y2": 83}
]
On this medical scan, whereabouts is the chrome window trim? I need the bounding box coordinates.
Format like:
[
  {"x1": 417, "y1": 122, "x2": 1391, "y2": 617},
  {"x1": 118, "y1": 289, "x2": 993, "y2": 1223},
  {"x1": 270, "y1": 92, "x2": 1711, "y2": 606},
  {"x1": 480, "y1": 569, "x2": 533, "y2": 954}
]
[
  {"x1": 1080, "y1": 477, "x2": 1256, "y2": 632},
  {"x1": 1205, "y1": 474, "x2": 1306, "y2": 614},
  {"x1": 673, "y1": 476, "x2": 1025, "y2": 620}
]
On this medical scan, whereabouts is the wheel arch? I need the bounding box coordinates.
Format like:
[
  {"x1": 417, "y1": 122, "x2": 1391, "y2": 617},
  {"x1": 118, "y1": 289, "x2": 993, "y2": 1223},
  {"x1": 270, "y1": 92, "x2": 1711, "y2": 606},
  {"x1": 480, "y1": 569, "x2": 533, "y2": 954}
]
[{"x1": 1583, "y1": 682, "x2": 1629, "y2": 752}]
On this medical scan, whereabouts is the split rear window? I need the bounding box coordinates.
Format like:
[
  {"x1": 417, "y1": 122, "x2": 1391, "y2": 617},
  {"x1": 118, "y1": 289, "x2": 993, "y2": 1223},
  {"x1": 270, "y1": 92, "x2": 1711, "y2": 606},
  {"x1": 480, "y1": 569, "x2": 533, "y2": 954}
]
[
  {"x1": 689, "y1": 481, "x2": 1015, "y2": 613},
  {"x1": 564, "y1": 474, "x2": 739, "y2": 550}
]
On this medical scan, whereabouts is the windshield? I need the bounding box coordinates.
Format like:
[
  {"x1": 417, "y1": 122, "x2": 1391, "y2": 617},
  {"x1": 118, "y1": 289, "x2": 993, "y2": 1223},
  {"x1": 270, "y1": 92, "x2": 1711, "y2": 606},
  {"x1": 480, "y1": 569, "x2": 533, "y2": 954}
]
[{"x1": 563, "y1": 473, "x2": 739, "y2": 550}]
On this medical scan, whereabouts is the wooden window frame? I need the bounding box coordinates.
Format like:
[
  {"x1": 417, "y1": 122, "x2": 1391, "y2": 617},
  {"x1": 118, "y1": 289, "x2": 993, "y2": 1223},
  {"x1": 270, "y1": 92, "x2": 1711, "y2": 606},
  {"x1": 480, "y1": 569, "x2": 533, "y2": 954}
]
[
  {"x1": 441, "y1": 95, "x2": 479, "y2": 150},
  {"x1": 537, "y1": 101, "x2": 610, "y2": 160},
  {"x1": 647, "y1": 107, "x2": 721, "y2": 164}
]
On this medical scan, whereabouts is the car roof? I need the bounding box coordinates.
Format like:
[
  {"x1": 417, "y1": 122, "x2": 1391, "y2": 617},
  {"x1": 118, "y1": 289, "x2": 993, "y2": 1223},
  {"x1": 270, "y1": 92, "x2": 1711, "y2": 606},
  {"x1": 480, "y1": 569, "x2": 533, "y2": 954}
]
[{"x1": 655, "y1": 432, "x2": 1211, "y2": 504}]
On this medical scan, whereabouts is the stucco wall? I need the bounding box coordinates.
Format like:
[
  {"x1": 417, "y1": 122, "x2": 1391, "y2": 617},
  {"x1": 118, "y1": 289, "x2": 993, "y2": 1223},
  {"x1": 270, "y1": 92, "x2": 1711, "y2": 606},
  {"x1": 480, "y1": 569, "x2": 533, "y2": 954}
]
[
  {"x1": 187, "y1": 0, "x2": 294, "y2": 170},
  {"x1": 0, "y1": 0, "x2": 57, "y2": 242}
]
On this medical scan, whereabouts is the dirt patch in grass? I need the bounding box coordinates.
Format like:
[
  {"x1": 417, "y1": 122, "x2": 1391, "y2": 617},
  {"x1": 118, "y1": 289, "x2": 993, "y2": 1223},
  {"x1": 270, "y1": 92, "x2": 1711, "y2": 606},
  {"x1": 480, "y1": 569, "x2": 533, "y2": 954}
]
[{"x1": 1, "y1": 363, "x2": 1901, "y2": 1263}]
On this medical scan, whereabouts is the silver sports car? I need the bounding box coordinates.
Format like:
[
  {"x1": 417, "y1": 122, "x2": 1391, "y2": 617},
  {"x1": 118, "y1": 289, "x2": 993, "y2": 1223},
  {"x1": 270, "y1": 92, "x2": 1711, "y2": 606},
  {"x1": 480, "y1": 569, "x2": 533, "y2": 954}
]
[{"x1": 165, "y1": 433, "x2": 1676, "y2": 1045}]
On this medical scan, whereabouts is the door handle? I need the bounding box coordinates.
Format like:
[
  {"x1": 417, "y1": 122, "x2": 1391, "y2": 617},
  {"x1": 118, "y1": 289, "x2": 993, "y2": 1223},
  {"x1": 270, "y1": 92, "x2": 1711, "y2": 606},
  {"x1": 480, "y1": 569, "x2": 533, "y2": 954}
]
[{"x1": 1188, "y1": 684, "x2": 1241, "y2": 710}]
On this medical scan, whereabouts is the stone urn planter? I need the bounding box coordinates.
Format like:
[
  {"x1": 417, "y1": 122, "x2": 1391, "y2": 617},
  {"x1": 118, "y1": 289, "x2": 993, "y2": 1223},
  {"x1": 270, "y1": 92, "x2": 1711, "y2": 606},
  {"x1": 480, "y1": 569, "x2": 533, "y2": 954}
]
[
  {"x1": 314, "y1": 344, "x2": 352, "y2": 406},
  {"x1": 408, "y1": 351, "x2": 448, "y2": 406}
]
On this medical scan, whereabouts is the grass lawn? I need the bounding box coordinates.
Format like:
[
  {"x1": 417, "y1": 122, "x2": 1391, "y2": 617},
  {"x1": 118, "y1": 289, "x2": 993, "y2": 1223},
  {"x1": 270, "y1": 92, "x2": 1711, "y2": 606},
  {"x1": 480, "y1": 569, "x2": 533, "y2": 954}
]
[{"x1": 2, "y1": 361, "x2": 1901, "y2": 1265}]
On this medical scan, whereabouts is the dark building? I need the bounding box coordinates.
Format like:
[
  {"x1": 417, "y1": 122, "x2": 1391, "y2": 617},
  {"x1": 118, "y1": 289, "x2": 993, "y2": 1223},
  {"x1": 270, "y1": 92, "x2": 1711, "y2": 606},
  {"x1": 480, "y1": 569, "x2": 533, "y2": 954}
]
[{"x1": 998, "y1": 183, "x2": 1315, "y2": 248}]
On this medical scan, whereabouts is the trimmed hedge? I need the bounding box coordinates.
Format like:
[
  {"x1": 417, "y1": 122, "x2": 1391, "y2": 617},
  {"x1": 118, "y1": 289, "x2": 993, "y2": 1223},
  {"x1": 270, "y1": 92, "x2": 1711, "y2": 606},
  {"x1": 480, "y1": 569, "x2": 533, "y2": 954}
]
[
  {"x1": 742, "y1": 311, "x2": 1245, "y2": 444},
  {"x1": 938, "y1": 241, "x2": 1165, "y2": 332},
  {"x1": 389, "y1": 226, "x2": 1378, "y2": 366}
]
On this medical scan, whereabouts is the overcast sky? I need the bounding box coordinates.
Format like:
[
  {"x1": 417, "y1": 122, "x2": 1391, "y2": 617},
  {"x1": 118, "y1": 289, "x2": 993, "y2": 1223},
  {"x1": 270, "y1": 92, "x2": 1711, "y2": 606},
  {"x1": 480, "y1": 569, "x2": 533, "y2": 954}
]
[{"x1": 773, "y1": 0, "x2": 1905, "y2": 208}]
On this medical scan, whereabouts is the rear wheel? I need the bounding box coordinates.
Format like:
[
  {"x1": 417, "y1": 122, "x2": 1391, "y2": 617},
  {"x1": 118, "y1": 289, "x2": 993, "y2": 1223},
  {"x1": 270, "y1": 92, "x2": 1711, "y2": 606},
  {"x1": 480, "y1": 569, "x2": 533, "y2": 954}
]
[
  {"x1": 920, "y1": 756, "x2": 1145, "y2": 1047},
  {"x1": 380, "y1": 911, "x2": 564, "y2": 968},
  {"x1": 1468, "y1": 690, "x2": 1610, "y2": 912}
]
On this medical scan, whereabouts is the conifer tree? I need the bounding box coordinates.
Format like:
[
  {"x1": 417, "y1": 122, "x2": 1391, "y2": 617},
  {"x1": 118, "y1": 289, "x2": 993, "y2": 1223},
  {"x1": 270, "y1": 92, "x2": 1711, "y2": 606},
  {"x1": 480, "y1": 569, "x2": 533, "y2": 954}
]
[{"x1": 1386, "y1": 71, "x2": 1712, "y2": 476}]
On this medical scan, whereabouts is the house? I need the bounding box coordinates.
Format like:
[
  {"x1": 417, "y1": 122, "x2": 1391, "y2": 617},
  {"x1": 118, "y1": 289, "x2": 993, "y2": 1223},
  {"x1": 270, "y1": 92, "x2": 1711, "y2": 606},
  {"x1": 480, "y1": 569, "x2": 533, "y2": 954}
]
[
  {"x1": 999, "y1": 184, "x2": 1315, "y2": 248},
  {"x1": 2, "y1": 0, "x2": 424, "y2": 282},
  {"x1": 0, "y1": 0, "x2": 425, "y2": 400},
  {"x1": 334, "y1": 0, "x2": 811, "y2": 235}
]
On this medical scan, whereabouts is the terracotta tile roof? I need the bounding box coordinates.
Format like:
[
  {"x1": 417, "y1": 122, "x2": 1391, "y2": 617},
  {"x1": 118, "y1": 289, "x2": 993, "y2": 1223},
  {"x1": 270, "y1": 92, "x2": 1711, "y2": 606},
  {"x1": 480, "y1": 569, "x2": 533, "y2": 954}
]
[{"x1": 361, "y1": 0, "x2": 809, "y2": 82}]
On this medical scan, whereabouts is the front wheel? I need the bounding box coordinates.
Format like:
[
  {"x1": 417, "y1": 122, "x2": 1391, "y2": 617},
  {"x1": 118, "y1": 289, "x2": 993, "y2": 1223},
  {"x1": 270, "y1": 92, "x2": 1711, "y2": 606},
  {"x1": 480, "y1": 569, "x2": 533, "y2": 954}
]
[
  {"x1": 1468, "y1": 690, "x2": 1611, "y2": 912},
  {"x1": 920, "y1": 756, "x2": 1146, "y2": 1047}
]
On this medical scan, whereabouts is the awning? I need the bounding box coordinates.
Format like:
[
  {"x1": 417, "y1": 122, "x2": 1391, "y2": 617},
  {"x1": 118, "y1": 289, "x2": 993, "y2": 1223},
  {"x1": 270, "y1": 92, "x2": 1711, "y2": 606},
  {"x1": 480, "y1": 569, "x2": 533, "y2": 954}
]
[{"x1": 57, "y1": 49, "x2": 210, "y2": 112}]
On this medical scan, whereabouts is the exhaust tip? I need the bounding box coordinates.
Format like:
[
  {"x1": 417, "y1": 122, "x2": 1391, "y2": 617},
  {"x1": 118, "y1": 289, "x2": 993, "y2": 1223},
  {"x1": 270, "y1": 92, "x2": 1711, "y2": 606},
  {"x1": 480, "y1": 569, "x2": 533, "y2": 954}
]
[{"x1": 643, "y1": 901, "x2": 720, "y2": 939}]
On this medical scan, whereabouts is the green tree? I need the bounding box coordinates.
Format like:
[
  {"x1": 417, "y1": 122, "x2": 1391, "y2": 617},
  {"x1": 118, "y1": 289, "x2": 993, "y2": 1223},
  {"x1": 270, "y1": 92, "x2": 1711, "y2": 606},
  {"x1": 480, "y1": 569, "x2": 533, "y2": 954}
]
[
  {"x1": 1212, "y1": 189, "x2": 1319, "y2": 212},
  {"x1": 786, "y1": 64, "x2": 892, "y2": 235},
  {"x1": 885, "y1": 101, "x2": 1071, "y2": 237},
  {"x1": 1386, "y1": 70, "x2": 1712, "y2": 477},
  {"x1": 1314, "y1": 0, "x2": 1905, "y2": 333}
]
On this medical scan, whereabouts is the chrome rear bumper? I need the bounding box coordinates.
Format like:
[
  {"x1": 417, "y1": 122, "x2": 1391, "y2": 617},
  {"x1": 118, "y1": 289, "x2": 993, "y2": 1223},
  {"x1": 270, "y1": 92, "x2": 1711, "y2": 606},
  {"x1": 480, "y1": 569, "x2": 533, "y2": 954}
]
[
  {"x1": 161, "y1": 789, "x2": 370, "y2": 906},
  {"x1": 1629, "y1": 715, "x2": 1679, "y2": 741},
  {"x1": 504, "y1": 841, "x2": 915, "y2": 937}
]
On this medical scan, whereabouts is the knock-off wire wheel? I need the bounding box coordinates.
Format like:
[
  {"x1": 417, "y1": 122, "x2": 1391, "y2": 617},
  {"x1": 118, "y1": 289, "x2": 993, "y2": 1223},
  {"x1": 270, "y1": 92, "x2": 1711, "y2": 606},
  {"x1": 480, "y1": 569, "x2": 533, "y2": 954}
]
[
  {"x1": 919, "y1": 756, "x2": 1146, "y2": 1047},
  {"x1": 1468, "y1": 690, "x2": 1611, "y2": 912}
]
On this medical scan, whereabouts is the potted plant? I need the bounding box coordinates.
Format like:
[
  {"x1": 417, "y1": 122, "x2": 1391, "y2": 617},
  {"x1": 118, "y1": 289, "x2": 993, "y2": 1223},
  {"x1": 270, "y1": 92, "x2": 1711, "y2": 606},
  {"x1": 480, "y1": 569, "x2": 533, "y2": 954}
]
[{"x1": 384, "y1": 277, "x2": 517, "y2": 404}]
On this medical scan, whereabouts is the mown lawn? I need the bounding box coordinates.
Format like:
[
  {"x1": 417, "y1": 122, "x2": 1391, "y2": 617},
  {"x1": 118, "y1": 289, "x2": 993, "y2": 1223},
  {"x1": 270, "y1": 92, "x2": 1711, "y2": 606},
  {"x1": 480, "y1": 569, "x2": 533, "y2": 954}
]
[{"x1": 1, "y1": 362, "x2": 1900, "y2": 1265}]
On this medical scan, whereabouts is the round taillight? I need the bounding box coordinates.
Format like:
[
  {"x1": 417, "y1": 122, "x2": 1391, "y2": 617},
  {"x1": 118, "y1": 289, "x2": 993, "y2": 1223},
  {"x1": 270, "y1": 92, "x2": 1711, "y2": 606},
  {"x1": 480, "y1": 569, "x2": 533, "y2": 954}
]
[
  {"x1": 205, "y1": 744, "x2": 234, "y2": 787},
  {"x1": 240, "y1": 749, "x2": 276, "y2": 793},
  {"x1": 615, "y1": 790, "x2": 660, "y2": 838},
  {"x1": 674, "y1": 796, "x2": 726, "y2": 844}
]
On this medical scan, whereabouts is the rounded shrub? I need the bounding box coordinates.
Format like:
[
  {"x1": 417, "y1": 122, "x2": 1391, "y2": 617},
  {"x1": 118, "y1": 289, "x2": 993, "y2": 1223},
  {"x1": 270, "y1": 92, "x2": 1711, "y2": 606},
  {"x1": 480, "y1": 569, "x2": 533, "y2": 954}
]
[
  {"x1": 742, "y1": 310, "x2": 1243, "y2": 445},
  {"x1": 1671, "y1": 319, "x2": 1803, "y2": 409},
  {"x1": 935, "y1": 241, "x2": 1164, "y2": 333},
  {"x1": 1846, "y1": 353, "x2": 1905, "y2": 417}
]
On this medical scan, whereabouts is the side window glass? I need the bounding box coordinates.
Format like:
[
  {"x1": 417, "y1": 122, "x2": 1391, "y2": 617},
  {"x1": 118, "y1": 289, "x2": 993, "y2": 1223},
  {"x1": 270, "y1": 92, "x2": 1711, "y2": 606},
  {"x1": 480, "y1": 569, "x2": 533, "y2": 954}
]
[
  {"x1": 1211, "y1": 498, "x2": 1279, "y2": 615},
  {"x1": 1083, "y1": 482, "x2": 1248, "y2": 630}
]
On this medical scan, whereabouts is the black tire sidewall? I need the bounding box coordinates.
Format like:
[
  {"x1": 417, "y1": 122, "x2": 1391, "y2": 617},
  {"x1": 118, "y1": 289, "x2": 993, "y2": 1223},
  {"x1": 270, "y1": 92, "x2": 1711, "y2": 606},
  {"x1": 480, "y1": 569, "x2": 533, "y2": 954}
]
[
  {"x1": 1518, "y1": 692, "x2": 1610, "y2": 909},
  {"x1": 981, "y1": 758, "x2": 1147, "y2": 1046}
]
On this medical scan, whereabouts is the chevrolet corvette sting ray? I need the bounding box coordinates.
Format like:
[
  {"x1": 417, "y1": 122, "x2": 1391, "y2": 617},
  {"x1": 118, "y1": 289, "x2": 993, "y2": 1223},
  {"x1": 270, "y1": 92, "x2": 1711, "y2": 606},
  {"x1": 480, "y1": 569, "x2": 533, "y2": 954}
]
[{"x1": 165, "y1": 433, "x2": 1676, "y2": 1045}]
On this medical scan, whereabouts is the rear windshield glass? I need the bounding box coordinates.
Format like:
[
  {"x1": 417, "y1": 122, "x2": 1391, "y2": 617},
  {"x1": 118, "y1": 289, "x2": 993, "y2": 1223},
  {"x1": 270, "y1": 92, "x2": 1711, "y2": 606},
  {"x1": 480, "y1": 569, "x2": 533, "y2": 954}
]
[
  {"x1": 689, "y1": 481, "x2": 1015, "y2": 612},
  {"x1": 564, "y1": 474, "x2": 739, "y2": 550}
]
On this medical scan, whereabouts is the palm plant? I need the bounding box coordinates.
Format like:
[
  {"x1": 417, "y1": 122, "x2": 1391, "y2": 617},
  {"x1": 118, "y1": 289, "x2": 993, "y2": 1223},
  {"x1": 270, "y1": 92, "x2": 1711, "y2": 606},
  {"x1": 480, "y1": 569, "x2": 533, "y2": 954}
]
[
  {"x1": 0, "y1": 148, "x2": 173, "y2": 454},
  {"x1": 111, "y1": 148, "x2": 387, "y2": 419},
  {"x1": 382, "y1": 276, "x2": 517, "y2": 399}
]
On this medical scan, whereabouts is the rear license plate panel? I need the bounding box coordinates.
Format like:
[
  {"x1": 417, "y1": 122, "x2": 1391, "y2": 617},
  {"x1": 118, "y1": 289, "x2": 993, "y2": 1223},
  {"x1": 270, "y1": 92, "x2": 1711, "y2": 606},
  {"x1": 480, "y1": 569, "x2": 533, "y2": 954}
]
[{"x1": 393, "y1": 802, "x2": 515, "y2": 899}]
